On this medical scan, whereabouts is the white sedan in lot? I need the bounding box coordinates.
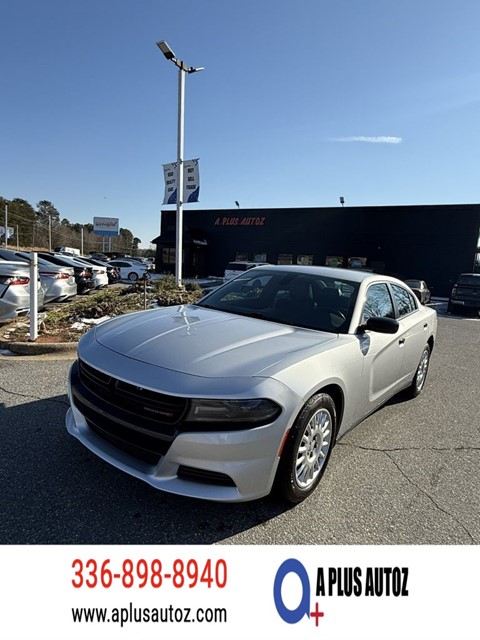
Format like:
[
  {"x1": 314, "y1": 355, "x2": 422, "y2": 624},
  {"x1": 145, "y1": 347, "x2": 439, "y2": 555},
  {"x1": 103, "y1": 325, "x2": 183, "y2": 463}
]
[
  {"x1": 107, "y1": 259, "x2": 148, "y2": 282},
  {"x1": 65, "y1": 256, "x2": 109, "y2": 289},
  {"x1": 66, "y1": 266, "x2": 437, "y2": 503}
]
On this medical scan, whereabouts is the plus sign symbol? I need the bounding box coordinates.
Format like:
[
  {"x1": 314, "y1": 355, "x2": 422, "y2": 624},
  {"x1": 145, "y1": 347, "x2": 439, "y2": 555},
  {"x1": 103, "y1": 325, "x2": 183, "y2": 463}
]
[
  {"x1": 273, "y1": 558, "x2": 325, "y2": 628},
  {"x1": 310, "y1": 601, "x2": 325, "y2": 627}
]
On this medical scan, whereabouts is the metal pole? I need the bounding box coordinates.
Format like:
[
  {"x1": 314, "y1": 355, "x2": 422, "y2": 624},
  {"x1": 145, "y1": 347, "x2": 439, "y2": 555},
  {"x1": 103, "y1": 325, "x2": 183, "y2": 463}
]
[
  {"x1": 4, "y1": 204, "x2": 8, "y2": 248},
  {"x1": 29, "y1": 252, "x2": 38, "y2": 342},
  {"x1": 48, "y1": 215, "x2": 52, "y2": 251},
  {"x1": 16, "y1": 225, "x2": 19, "y2": 250},
  {"x1": 175, "y1": 64, "x2": 185, "y2": 287},
  {"x1": 81, "y1": 226, "x2": 84, "y2": 254}
]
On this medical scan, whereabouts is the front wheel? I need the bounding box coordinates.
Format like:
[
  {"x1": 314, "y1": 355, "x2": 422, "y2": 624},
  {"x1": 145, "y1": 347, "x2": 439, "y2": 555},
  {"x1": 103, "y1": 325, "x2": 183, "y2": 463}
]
[
  {"x1": 275, "y1": 393, "x2": 336, "y2": 504},
  {"x1": 127, "y1": 272, "x2": 138, "y2": 282}
]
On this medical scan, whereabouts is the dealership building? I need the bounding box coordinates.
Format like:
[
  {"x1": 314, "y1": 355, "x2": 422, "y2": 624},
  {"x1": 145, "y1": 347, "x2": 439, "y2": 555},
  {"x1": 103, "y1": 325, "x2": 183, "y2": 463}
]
[{"x1": 152, "y1": 203, "x2": 480, "y2": 297}]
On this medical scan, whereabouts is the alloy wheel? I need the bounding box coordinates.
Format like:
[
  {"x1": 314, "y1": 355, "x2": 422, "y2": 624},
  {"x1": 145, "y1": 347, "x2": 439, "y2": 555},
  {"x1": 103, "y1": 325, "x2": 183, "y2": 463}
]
[{"x1": 295, "y1": 408, "x2": 332, "y2": 489}]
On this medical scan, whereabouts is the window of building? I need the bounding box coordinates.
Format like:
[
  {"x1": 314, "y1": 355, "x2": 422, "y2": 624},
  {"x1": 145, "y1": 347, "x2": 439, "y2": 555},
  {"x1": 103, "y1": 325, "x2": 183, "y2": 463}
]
[
  {"x1": 235, "y1": 251, "x2": 249, "y2": 261},
  {"x1": 325, "y1": 256, "x2": 343, "y2": 268},
  {"x1": 391, "y1": 284, "x2": 417, "y2": 317},
  {"x1": 253, "y1": 252, "x2": 267, "y2": 262},
  {"x1": 362, "y1": 283, "x2": 395, "y2": 323},
  {"x1": 348, "y1": 256, "x2": 367, "y2": 269},
  {"x1": 162, "y1": 248, "x2": 176, "y2": 264},
  {"x1": 277, "y1": 254, "x2": 293, "y2": 265},
  {"x1": 297, "y1": 254, "x2": 314, "y2": 265}
]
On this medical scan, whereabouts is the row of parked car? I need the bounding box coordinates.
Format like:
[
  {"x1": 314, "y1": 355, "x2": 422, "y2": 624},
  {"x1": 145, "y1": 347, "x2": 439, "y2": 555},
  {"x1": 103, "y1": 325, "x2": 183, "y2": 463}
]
[{"x1": 0, "y1": 249, "x2": 152, "y2": 322}]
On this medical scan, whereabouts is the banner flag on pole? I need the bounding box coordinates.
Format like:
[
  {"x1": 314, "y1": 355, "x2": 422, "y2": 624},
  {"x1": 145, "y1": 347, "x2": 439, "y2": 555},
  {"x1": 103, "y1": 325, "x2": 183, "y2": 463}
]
[
  {"x1": 0, "y1": 226, "x2": 14, "y2": 239},
  {"x1": 163, "y1": 159, "x2": 200, "y2": 205}
]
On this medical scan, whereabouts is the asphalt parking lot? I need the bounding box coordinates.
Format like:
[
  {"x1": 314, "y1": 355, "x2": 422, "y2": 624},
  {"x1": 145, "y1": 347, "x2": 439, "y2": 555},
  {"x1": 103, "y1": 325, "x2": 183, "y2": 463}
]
[{"x1": 0, "y1": 303, "x2": 478, "y2": 545}]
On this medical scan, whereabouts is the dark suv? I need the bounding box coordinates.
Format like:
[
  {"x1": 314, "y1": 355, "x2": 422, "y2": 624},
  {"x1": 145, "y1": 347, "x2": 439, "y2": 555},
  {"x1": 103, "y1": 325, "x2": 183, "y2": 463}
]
[{"x1": 447, "y1": 273, "x2": 480, "y2": 315}]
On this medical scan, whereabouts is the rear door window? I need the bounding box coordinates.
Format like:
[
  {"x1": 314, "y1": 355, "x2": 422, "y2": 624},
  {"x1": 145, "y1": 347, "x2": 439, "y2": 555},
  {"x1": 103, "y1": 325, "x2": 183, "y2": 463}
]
[{"x1": 391, "y1": 284, "x2": 417, "y2": 317}]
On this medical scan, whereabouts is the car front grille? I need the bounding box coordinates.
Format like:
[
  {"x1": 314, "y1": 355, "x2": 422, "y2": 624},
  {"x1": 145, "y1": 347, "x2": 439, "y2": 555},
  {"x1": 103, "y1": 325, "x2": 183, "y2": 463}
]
[
  {"x1": 70, "y1": 360, "x2": 191, "y2": 465},
  {"x1": 70, "y1": 359, "x2": 259, "y2": 467},
  {"x1": 84, "y1": 407, "x2": 168, "y2": 465},
  {"x1": 79, "y1": 359, "x2": 187, "y2": 425}
]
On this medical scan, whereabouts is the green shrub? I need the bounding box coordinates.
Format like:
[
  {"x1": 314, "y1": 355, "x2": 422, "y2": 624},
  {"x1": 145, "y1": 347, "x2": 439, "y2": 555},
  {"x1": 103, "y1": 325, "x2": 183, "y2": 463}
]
[{"x1": 154, "y1": 274, "x2": 203, "y2": 306}]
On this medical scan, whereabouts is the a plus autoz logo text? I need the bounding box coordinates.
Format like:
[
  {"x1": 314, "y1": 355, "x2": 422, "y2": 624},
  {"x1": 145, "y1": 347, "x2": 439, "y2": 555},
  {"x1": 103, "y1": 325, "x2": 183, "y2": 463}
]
[{"x1": 273, "y1": 559, "x2": 409, "y2": 627}]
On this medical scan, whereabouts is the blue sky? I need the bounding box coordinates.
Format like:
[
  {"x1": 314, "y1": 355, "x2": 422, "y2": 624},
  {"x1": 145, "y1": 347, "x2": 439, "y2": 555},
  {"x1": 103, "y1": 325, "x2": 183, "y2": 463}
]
[{"x1": 2, "y1": 0, "x2": 480, "y2": 247}]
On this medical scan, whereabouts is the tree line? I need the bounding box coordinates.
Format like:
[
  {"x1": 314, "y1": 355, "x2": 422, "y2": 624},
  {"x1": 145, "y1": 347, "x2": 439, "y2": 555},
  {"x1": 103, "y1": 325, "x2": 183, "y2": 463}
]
[{"x1": 0, "y1": 196, "x2": 143, "y2": 255}]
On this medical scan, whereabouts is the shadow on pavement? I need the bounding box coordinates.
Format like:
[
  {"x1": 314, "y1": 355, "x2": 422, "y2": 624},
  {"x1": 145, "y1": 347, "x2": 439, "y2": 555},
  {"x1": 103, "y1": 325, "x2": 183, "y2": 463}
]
[{"x1": 0, "y1": 395, "x2": 289, "y2": 545}]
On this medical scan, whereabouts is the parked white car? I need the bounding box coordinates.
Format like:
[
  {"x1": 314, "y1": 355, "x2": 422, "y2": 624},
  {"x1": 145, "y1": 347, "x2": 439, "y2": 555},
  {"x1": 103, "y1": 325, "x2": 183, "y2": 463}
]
[
  {"x1": 107, "y1": 259, "x2": 149, "y2": 282},
  {"x1": 224, "y1": 261, "x2": 270, "y2": 281},
  {"x1": 64, "y1": 255, "x2": 109, "y2": 289}
]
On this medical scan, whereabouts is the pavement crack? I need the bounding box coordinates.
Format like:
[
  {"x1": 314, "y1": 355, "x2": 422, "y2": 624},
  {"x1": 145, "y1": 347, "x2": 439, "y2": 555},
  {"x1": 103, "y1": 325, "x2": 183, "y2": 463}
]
[
  {"x1": 0, "y1": 384, "x2": 69, "y2": 407},
  {"x1": 338, "y1": 443, "x2": 480, "y2": 453},
  {"x1": 338, "y1": 442, "x2": 477, "y2": 543}
]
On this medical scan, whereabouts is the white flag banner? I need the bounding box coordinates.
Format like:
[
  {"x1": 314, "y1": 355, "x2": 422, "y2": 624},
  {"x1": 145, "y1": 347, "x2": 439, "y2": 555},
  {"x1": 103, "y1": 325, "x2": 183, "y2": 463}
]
[
  {"x1": 0, "y1": 226, "x2": 14, "y2": 239},
  {"x1": 163, "y1": 159, "x2": 200, "y2": 205}
]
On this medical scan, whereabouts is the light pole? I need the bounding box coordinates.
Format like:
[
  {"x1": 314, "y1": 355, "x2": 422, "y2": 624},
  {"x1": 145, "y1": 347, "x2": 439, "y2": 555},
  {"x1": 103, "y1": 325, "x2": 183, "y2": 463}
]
[{"x1": 156, "y1": 40, "x2": 204, "y2": 286}]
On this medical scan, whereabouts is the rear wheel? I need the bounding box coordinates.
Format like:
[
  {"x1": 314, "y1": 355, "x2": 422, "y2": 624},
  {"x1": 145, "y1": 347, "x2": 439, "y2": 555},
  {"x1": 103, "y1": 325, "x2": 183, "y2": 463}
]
[
  {"x1": 275, "y1": 393, "x2": 336, "y2": 504},
  {"x1": 407, "y1": 344, "x2": 431, "y2": 398}
]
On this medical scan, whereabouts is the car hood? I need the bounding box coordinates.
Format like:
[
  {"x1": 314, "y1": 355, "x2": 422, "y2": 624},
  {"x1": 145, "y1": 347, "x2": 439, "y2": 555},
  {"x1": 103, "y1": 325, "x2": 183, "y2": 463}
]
[{"x1": 93, "y1": 304, "x2": 338, "y2": 378}]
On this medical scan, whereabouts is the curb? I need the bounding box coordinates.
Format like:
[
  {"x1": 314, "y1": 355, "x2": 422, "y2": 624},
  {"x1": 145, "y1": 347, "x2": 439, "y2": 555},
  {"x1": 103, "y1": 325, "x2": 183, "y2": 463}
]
[{"x1": 0, "y1": 339, "x2": 78, "y2": 356}]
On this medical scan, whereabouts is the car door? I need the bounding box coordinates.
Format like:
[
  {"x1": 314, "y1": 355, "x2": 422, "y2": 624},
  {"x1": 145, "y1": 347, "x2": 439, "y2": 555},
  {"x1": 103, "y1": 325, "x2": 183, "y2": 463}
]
[
  {"x1": 360, "y1": 283, "x2": 404, "y2": 408},
  {"x1": 390, "y1": 284, "x2": 429, "y2": 384}
]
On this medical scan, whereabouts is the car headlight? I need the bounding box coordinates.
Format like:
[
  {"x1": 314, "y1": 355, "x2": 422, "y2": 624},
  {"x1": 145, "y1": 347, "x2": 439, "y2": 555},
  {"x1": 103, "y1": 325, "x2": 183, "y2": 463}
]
[{"x1": 186, "y1": 398, "x2": 281, "y2": 425}]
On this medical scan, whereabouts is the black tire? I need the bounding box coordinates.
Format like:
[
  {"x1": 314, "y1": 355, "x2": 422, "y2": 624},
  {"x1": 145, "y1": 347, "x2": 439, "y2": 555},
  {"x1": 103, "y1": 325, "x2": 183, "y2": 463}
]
[
  {"x1": 275, "y1": 393, "x2": 336, "y2": 504},
  {"x1": 127, "y1": 272, "x2": 138, "y2": 282},
  {"x1": 406, "y1": 344, "x2": 431, "y2": 398}
]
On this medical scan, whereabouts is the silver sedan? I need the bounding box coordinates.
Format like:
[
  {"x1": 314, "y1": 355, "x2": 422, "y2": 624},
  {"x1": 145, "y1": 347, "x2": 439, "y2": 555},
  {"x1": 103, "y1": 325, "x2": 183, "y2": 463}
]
[
  {"x1": 0, "y1": 261, "x2": 45, "y2": 322},
  {"x1": 66, "y1": 266, "x2": 437, "y2": 503},
  {"x1": 0, "y1": 249, "x2": 77, "y2": 303}
]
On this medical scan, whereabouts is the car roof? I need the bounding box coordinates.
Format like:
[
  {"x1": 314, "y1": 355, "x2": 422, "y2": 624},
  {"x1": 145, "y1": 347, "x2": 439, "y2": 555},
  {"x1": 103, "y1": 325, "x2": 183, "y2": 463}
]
[
  {"x1": 0, "y1": 261, "x2": 30, "y2": 271},
  {"x1": 250, "y1": 264, "x2": 401, "y2": 285},
  {"x1": 228, "y1": 261, "x2": 268, "y2": 266}
]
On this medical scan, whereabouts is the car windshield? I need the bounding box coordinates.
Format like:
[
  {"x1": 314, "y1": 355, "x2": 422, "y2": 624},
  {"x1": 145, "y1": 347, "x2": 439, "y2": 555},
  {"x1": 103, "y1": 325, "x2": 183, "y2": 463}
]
[{"x1": 196, "y1": 268, "x2": 359, "y2": 333}]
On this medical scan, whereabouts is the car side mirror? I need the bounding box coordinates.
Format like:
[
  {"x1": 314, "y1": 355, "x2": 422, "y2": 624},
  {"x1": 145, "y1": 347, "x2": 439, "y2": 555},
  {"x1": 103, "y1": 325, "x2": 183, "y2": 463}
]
[{"x1": 358, "y1": 316, "x2": 399, "y2": 334}]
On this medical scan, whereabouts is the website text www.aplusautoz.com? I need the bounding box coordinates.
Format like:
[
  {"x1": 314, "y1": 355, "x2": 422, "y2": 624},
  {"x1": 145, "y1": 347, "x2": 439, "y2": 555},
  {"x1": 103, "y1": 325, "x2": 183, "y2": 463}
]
[{"x1": 72, "y1": 602, "x2": 227, "y2": 627}]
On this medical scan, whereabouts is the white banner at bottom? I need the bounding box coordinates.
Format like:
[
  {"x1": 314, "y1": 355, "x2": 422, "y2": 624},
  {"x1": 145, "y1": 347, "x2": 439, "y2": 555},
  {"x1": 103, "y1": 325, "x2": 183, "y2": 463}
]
[{"x1": 1, "y1": 545, "x2": 477, "y2": 639}]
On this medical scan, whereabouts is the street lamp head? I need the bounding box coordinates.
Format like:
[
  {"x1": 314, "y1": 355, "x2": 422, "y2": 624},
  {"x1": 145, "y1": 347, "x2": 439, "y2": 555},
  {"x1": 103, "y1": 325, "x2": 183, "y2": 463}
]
[
  {"x1": 156, "y1": 40, "x2": 175, "y2": 60},
  {"x1": 188, "y1": 66, "x2": 205, "y2": 74},
  {"x1": 339, "y1": 196, "x2": 345, "y2": 206}
]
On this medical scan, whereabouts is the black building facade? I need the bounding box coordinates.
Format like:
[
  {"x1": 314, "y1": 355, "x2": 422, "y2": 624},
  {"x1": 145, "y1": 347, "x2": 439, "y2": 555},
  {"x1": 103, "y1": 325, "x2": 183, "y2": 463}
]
[{"x1": 152, "y1": 204, "x2": 480, "y2": 297}]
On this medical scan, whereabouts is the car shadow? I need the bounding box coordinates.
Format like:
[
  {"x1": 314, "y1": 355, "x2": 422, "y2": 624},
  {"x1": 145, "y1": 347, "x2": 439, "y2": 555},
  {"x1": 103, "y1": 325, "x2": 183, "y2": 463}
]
[{"x1": 0, "y1": 395, "x2": 291, "y2": 545}]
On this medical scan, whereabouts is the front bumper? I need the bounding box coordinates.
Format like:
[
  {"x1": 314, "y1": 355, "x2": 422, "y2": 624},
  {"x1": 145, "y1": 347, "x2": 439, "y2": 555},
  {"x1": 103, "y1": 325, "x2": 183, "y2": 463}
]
[{"x1": 66, "y1": 354, "x2": 300, "y2": 502}]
